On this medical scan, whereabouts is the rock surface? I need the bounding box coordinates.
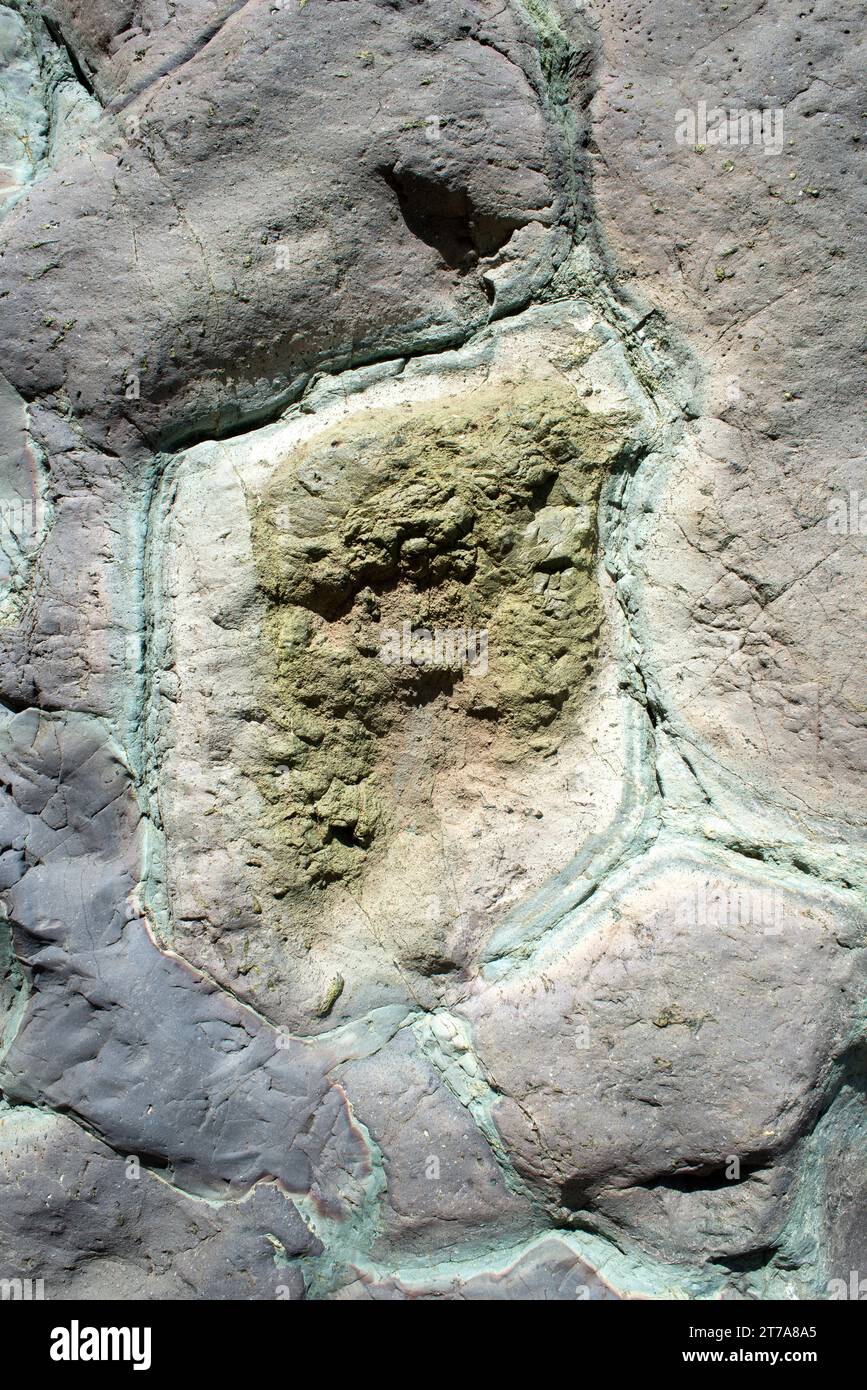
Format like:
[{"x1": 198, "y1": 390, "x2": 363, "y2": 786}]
[{"x1": 0, "y1": 0, "x2": 863, "y2": 1301}]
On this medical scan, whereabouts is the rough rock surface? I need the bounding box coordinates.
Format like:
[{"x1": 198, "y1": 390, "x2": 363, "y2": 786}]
[{"x1": 0, "y1": 0, "x2": 863, "y2": 1301}]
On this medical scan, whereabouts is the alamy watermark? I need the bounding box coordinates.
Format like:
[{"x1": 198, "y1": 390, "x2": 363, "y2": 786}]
[
  {"x1": 379, "y1": 621, "x2": 488, "y2": 677},
  {"x1": 675, "y1": 100, "x2": 784, "y2": 156},
  {"x1": 50, "y1": 1322, "x2": 152, "y2": 1370},
  {"x1": 675, "y1": 884, "x2": 785, "y2": 934},
  {"x1": 0, "y1": 496, "x2": 40, "y2": 544},
  {"x1": 1, "y1": 1276, "x2": 45, "y2": 1300},
  {"x1": 827, "y1": 490, "x2": 867, "y2": 535},
  {"x1": 0, "y1": 497, "x2": 42, "y2": 582},
  {"x1": 826, "y1": 1270, "x2": 867, "y2": 1300}
]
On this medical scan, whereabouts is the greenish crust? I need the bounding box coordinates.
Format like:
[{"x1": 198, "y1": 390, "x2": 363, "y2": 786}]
[{"x1": 250, "y1": 379, "x2": 633, "y2": 896}]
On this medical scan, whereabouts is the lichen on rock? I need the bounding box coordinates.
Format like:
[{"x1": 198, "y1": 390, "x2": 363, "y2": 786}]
[{"x1": 250, "y1": 377, "x2": 632, "y2": 897}]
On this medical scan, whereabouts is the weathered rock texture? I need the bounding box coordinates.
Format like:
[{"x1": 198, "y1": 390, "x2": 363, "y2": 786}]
[{"x1": 0, "y1": 0, "x2": 863, "y2": 1301}]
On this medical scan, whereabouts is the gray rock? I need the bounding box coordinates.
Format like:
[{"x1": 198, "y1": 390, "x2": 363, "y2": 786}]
[
  {"x1": 0, "y1": 1104, "x2": 318, "y2": 1299},
  {"x1": 459, "y1": 846, "x2": 865, "y2": 1291},
  {"x1": 0, "y1": 708, "x2": 398, "y2": 1206},
  {"x1": 0, "y1": 0, "x2": 579, "y2": 457}
]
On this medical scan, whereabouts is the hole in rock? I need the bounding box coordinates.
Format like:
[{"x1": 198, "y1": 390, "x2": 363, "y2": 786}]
[{"x1": 380, "y1": 166, "x2": 520, "y2": 270}]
